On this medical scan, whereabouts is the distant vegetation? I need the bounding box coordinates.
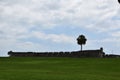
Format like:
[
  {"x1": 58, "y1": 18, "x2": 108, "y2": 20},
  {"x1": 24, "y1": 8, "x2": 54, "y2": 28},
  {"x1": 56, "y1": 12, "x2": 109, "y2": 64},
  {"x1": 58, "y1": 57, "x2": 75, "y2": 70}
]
[{"x1": 0, "y1": 57, "x2": 120, "y2": 80}]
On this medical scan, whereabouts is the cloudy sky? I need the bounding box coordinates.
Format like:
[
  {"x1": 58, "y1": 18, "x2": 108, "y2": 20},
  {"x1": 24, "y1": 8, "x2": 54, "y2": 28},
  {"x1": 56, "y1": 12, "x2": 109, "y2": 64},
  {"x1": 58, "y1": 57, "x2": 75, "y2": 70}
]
[{"x1": 0, "y1": 0, "x2": 120, "y2": 56}]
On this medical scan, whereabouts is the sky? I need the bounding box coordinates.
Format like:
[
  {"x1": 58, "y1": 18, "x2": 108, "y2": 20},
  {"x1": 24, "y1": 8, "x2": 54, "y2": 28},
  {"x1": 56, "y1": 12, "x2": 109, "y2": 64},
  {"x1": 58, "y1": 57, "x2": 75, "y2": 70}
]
[{"x1": 0, "y1": 0, "x2": 120, "y2": 56}]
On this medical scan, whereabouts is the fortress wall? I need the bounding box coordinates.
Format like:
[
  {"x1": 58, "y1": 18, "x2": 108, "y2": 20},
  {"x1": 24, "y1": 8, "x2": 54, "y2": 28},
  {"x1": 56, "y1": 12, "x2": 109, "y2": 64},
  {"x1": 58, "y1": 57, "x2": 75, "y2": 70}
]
[{"x1": 8, "y1": 49, "x2": 105, "y2": 58}]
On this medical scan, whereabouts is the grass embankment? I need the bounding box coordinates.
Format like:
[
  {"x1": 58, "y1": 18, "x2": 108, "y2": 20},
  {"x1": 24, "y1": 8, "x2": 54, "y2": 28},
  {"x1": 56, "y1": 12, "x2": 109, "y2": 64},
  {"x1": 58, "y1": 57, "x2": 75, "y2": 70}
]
[{"x1": 0, "y1": 57, "x2": 120, "y2": 80}]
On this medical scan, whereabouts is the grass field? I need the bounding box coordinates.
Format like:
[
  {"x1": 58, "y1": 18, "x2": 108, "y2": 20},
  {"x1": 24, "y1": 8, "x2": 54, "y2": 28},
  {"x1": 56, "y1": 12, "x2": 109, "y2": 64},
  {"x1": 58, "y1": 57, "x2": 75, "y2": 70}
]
[{"x1": 0, "y1": 57, "x2": 120, "y2": 80}]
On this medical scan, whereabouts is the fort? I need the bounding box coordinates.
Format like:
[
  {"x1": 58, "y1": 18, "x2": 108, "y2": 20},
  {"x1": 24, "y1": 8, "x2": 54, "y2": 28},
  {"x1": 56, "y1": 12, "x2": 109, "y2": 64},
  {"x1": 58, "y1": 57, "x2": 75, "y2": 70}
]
[{"x1": 8, "y1": 48, "x2": 105, "y2": 58}]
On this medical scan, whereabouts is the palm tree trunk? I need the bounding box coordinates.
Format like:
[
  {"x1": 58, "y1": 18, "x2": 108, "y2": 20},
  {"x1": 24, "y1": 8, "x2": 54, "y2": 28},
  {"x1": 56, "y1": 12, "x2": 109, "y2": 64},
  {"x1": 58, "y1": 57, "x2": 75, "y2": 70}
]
[{"x1": 81, "y1": 45, "x2": 82, "y2": 51}]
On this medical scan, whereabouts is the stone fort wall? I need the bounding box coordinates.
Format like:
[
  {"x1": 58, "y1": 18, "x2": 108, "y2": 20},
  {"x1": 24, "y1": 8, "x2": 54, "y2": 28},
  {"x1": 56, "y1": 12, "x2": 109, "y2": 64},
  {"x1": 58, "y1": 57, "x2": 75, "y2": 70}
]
[{"x1": 8, "y1": 48, "x2": 105, "y2": 58}]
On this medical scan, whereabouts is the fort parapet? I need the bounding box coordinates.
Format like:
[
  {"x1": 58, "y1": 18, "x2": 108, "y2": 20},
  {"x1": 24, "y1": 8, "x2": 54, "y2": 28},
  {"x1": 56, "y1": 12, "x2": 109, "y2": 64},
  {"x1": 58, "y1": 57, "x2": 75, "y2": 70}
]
[{"x1": 8, "y1": 48, "x2": 105, "y2": 58}]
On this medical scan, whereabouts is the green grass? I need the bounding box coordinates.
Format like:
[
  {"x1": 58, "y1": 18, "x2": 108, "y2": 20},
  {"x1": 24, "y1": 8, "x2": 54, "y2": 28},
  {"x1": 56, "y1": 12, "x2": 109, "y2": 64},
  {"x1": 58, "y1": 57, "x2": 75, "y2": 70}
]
[{"x1": 0, "y1": 57, "x2": 120, "y2": 80}]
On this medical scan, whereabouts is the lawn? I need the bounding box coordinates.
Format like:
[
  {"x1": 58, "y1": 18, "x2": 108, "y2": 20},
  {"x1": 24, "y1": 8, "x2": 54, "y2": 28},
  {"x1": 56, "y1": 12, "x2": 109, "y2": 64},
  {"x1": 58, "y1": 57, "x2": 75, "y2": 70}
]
[{"x1": 0, "y1": 57, "x2": 120, "y2": 80}]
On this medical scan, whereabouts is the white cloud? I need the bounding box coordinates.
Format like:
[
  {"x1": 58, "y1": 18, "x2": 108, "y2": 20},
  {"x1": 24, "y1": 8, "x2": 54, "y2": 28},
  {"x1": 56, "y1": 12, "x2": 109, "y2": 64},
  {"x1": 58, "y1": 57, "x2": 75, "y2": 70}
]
[
  {"x1": 0, "y1": 0, "x2": 119, "y2": 31},
  {"x1": 111, "y1": 31, "x2": 120, "y2": 38},
  {"x1": 14, "y1": 41, "x2": 45, "y2": 52},
  {"x1": 32, "y1": 31, "x2": 75, "y2": 43},
  {"x1": 0, "y1": 22, "x2": 29, "y2": 40}
]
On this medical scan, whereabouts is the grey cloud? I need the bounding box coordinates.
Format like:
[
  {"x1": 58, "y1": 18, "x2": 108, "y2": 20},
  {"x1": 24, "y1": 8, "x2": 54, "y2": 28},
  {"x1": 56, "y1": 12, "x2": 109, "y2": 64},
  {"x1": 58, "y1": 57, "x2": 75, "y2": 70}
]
[{"x1": 0, "y1": 0, "x2": 119, "y2": 33}]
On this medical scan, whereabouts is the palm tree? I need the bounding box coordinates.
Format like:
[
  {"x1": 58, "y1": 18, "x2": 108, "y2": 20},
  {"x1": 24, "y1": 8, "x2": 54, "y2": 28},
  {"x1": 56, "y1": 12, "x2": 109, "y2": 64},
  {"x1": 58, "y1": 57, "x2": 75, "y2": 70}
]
[
  {"x1": 77, "y1": 35, "x2": 87, "y2": 51},
  {"x1": 118, "y1": 0, "x2": 120, "y2": 4}
]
